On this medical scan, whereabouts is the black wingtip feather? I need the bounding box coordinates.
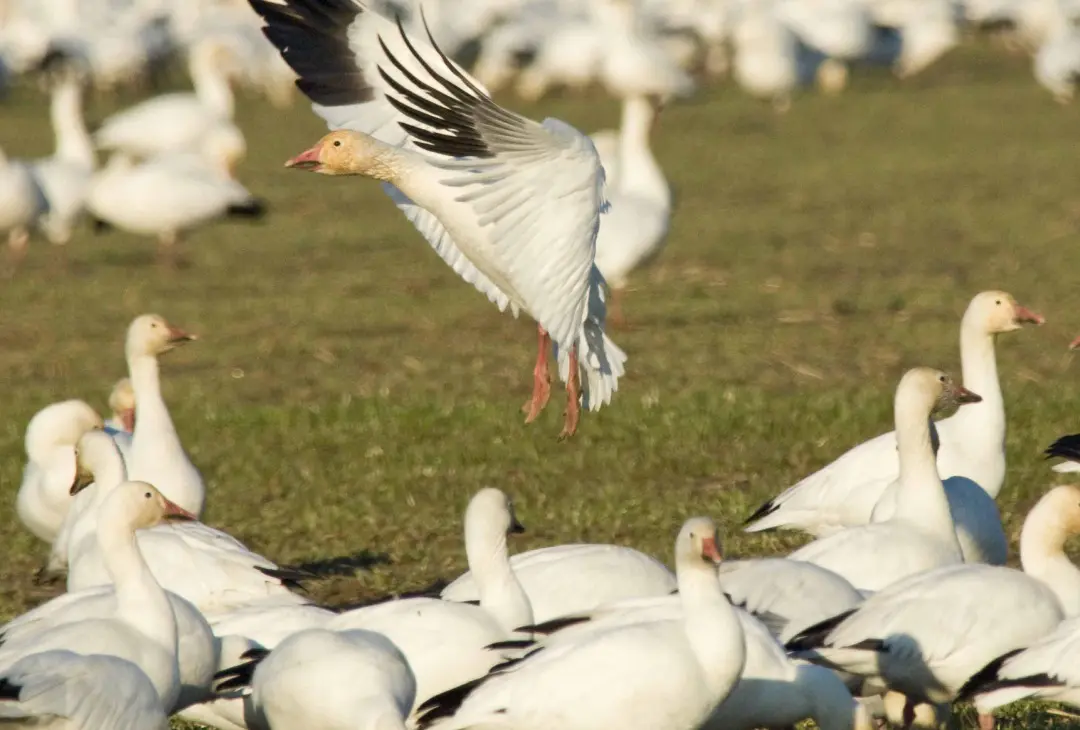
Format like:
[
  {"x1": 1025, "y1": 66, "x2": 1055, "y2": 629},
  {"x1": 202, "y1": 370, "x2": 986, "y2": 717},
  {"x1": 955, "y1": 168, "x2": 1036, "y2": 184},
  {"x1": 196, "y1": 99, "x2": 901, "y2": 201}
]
[
  {"x1": 955, "y1": 649, "x2": 1042, "y2": 701},
  {"x1": 518, "y1": 615, "x2": 592, "y2": 635},
  {"x1": 484, "y1": 639, "x2": 535, "y2": 651},
  {"x1": 249, "y1": 0, "x2": 372, "y2": 107},
  {"x1": 226, "y1": 199, "x2": 268, "y2": 220},
  {"x1": 0, "y1": 678, "x2": 22, "y2": 701},
  {"x1": 414, "y1": 676, "x2": 490, "y2": 729},
  {"x1": 743, "y1": 499, "x2": 778, "y2": 526},
  {"x1": 1045, "y1": 434, "x2": 1080, "y2": 463},
  {"x1": 784, "y1": 608, "x2": 859, "y2": 652}
]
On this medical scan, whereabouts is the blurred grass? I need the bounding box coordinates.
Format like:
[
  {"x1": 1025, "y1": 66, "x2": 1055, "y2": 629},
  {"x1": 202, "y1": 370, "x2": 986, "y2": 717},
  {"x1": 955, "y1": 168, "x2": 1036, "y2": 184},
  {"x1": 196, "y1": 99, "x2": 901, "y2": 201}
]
[{"x1": 1, "y1": 38, "x2": 1080, "y2": 728}]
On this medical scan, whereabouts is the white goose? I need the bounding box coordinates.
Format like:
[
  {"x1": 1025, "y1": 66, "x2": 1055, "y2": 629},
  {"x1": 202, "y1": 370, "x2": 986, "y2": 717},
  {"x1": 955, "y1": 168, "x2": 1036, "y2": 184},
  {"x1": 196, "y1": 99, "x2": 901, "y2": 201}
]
[
  {"x1": 0, "y1": 481, "x2": 196, "y2": 712},
  {"x1": 592, "y1": 95, "x2": 672, "y2": 326},
  {"x1": 786, "y1": 368, "x2": 979, "y2": 592},
  {"x1": 508, "y1": 596, "x2": 869, "y2": 730},
  {"x1": 27, "y1": 68, "x2": 95, "y2": 247},
  {"x1": 327, "y1": 488, "x2": 532, "y2": 711},
  {"x1": 441, "y1": 539, "x2": 676, "y2": 623},
  {"x1": 414, "y1": 517, "x2": 744, "y2": 730},
  {"x1": 0, "y1": 144, "x2": 45, "y2": 263},
  {"x1": 716, "y1": 558, "x2": 865, "y2": 642},
  {"x1": 86, "y1": 151, "x2": 264, "y2": 265},
  {"x1": 16, "y1": 399, "x2": 103, "y2": 544},
  {"x1": 745, "y1": 292, "x2": 1043, "y2": 540},
  {"x1": 252, "y1": 0, "x2": 625, "y2": 437},
  {"x1": 58, "y1": 428, "x2": 306, "y2": 614},
  {"x1": 122, "y1": 314, "x2": 205, "y2": 517},
  {"x1": 0, "y1": 651, "x2": 168, "y2": 729},
  {"x1": 215, "y1": 628, "x2": 416, "y2": 730},
  {"x1": 94, "y1": 37, "x2": 244, "y2": 165},
  {"x1": 786, "y1": 483, "x2": 1080, "y2": 730}
]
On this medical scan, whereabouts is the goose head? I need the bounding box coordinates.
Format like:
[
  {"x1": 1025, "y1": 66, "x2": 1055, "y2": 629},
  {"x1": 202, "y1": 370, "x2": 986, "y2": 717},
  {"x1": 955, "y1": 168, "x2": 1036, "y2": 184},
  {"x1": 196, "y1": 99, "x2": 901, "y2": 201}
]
[
  {"x1": 70, "y1": 429, "x2": 127, "y2": 496},
  {"x1": 201, "y1": 124, "x2": 246, "y2": 178},
  {"x1": 466, "y1": 487, "x2": 526, "y2": 543},
  {"x1": 1023, "y1": 485, "x2": 1080, "y2": 553},
  {"x1": 125, "y1": 314, "x2": 197, "y2": 361},
  {"x1": 24, "y1": 399, "x2": 104, "y2": 465},
  {"x1": 895, "y1": 367, "x2": 981, "y2": 420},
  {"x1": 964, "y1": 290, "x2": 1044, "y2": 336},
  {"x1": 675, "y1": 516, "x2": 723, "y2": 570},
  {"x1": 100, "y1": 480, "x2": 197, "y2": 532},
  {"x1": 286, "y1": 131, "x2": 396, "y2": 180},
  {"x1": 108, "y1": 378, "x2": 136, "y2": 432}
]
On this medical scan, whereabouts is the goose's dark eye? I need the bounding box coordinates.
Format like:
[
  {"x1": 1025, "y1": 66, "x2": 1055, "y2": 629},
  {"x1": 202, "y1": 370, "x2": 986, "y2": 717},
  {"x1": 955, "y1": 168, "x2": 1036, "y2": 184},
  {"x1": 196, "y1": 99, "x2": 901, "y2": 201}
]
[
  {"x1": 144, "y1": 492, "x2": 152, "y2": 499},
  {"x1": 995, "y1": 300, "x2": 1001, "y2": 305},
  {"x1": 151, "y1": 322, "x2": 158, "y2": 328},
  {"x1": 333, "y1": 140, "x2": 342, "y2": 147},
  {"x1": 939, "y1": 375, "x2": 946, "y2": 383}
]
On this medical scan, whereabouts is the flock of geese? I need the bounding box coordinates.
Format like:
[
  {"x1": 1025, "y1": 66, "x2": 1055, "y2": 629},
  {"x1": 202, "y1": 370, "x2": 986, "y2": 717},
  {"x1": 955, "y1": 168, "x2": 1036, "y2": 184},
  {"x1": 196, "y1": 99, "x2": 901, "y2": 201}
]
[{"x1": 4, "y1": 1, "x2": 1080, "y2": 730}]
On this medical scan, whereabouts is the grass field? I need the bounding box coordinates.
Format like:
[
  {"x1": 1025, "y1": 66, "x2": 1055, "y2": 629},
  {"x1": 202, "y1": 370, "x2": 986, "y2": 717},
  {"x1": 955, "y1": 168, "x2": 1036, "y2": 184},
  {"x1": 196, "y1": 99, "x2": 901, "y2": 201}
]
[{"x1": 1, "y1": 37, "x2": 1080, "y2": 728}]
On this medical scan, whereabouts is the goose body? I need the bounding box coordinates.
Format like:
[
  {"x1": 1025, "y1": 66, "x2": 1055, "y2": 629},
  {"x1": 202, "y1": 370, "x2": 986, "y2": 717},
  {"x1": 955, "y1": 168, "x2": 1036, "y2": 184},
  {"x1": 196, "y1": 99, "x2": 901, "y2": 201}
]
[
  {"x1": 787, "y1": 485, "x2": 1080, "y2": 723},
  {"x1": 0, "y1": 651, "x2": 169, "y2": 730},
  {"x1": 0, "y1": 145, "x2": 46, "y2": 259},
  {"x1": 16, "y1": 399, "x2": 103, "y2": 544},
  {"x1": 745, "y1": 293, "x2": 1042, "y2": 540},
  {"x1": 252, "y1": 0, "x2": 625, "y2": 436},
  {"x1": 442, "y1": 542, "x2": 675, "y2": 622},
  {"x1": 786, "y1": 368, "x2": 979, "y2": 591},
  {"x1": 416, "y1": 517, "x2": 745, "y2": 730}
]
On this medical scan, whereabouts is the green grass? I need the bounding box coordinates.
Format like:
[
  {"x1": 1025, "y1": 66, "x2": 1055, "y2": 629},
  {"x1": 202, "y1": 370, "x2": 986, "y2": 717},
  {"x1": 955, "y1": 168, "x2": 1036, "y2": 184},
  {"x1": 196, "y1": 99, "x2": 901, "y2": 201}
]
[{"x1": 1, "y1": 38, "x2": 1080, "y2": 728}]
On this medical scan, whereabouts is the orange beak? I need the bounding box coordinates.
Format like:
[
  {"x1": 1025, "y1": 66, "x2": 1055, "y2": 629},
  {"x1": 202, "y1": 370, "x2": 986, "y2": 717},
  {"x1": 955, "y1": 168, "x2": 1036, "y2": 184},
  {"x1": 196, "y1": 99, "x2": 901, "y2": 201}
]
[
  {"x1": 120, "y1": 408, "x2": 136, "y2": 433},
  {"x1": 167, "y1": 325, "x2": 196, "y2": 345},
  {"x1": 163, "y1": 498, "x2": 197, "y2": 522},
  {"x1": 701, "y1": 536, "x2": 723, "y2": 564},
  {"x1": 1070, "y1": 334, "x2": 1080, "y2": 351},
  {"x1": 1014, "y1": 305, "x2": 1045, "y2": 326},
  {"x1": 285, "y1": 145, "x2": 322, "y2": 171}
]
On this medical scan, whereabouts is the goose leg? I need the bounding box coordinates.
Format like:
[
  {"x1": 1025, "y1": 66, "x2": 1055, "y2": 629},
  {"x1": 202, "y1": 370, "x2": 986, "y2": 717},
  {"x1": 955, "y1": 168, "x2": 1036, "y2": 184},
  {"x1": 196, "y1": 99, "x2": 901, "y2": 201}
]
[
  {"x1": 6, "y1": 226, "x2": 28, "y2": 268},
  {"x1": 522, "y1": 325, "x2": 552, "y2": 423},
  {"x1": 609, "y1": 287, "x2": 627, "y2": 329},
  {"x1": 977, "y1": 713, "x2": 995, "y2": 730},
  {"x1": 560, "y1": 347, "x2": 580, "y2": 439},
  {"x1": 157, "y1": 230, "x2": 178, "y2": 269}
]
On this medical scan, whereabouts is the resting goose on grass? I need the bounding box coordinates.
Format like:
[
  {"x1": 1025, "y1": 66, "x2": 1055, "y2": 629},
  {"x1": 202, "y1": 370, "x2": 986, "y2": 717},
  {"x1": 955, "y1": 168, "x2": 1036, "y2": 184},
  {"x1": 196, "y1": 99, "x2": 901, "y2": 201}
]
[
  {"x1": 250, "y1": 0, "x2": 625, "y2": 437},
  {"x1": 745, "y1": 292, "x2": 1043, "y2": 544}
]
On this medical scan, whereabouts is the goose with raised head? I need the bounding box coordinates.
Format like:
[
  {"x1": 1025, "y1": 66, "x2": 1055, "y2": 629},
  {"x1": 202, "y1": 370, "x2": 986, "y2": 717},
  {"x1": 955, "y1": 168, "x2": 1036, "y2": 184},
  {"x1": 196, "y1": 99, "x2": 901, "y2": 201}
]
[
  {"x1": 745, "y1": 292, "x2": 1043, "y2": 539},
  {"x1": 786, "y1": 484, "x2": 1080, "y2": 730},
  {"x1": 442, "y1": 539, "x2": 676, "y2": 623},
  {"x1": 214, "y1": 627, "x2": 416, "y2": 730},
  {"x1": 0, "y1": 481, "x2": 196, "y2": 712},
  {"x1": 506, "y1": 594, "x2": 869, "y2": 730},
  {"x1": 414, "y1": 517, "x2": 745, "y2": 730},
  {"x1": 94, "y1": 38, "x2": 244, "y2": 167},
  {"x1": 27, "y1": 69, "x2": 95, "y2": 247},
  {"x1": 0, "y1": 650, "x2": 169, "y2": 729},
  {"x1": 785, "y1": 368, "x2": 980, "y2": 592},
  {"x1": 251, "y1": 0, "x2": 625, "y2": 438},
  {"x1": 123, "y1": 314, "x2": 204, "y2": 517},
  {"x1": 592, "y1": 94, "x2": 672, "y2": 326},
  {"x1": 16, "y1": 399, "x2": 103, "y2": 544},
  {"x1": 327, "y1": 488, "x2": 532, "y2": 712}
]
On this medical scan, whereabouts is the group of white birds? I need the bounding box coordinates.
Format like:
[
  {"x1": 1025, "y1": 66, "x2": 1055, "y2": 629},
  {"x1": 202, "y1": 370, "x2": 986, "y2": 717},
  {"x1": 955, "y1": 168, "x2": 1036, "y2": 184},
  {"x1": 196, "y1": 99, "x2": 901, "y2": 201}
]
[
  {"x1": 12, "y1": 305, "x2": 1080, "y2": 730},
  {"x1": 5, "y1": 0, "x2": 1080, "y2": 729}
]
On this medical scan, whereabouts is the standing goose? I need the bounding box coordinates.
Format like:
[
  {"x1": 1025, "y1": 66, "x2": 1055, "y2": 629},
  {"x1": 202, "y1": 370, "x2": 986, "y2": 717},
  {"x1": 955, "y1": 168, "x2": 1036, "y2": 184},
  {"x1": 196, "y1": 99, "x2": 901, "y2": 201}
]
[
  {"x1": 0, "y1": 144, "x2": 45, "y2": 266},
  {"x1": 592, "y1": 94, "x2": 672, "y2": 326},
  {"x1": 0, "y1": 481, "x2": 196, "y2": 712},
  {"x1": 785, "y1": 368, "x2": 980, "y2": 592},
  {"x1": 123, "y1": 314, "x2": 205, "y2": 517},
  {"x1": 250, "y1": 0, "x2": 625, "y2": 437},
  {"x1": 745, "y1": 292, "x2": 1043, "y2": 537},
  {"x1": 0, "y1": 651, "x2": 168, "y2": 729},
  {"x1": 414, "y1": 517, "x2": 745, "y2": 730},
  {"x1": 16, "y1": 399, "x2": 104, "y2": 544},
  {"x1": 786, "y1": 483, "x2": 1080, "y2": 730}
]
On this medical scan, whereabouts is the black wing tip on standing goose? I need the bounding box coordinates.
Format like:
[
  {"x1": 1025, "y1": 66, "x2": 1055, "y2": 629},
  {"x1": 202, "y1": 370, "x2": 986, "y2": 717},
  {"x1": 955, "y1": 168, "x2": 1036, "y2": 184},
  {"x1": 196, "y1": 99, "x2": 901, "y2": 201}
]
[
  {"x1": 0, "y1": 678, "x2": 21, "y2": 701},
  {"x1": 248, "y1": 0, "x2": 373, "y2": 107},
  {"x1": 213, "y1": 647, "x2": 271, "y2": 693},
  {"x1": 783, "y1": 608, "x2": 859, "y2": 652},
  {"x1": 954, "y1": 649, "x2": 1058, "y2": 701},
  {"x1": 1045, "y1": 434, "x2": 1080, "y2": 463}
]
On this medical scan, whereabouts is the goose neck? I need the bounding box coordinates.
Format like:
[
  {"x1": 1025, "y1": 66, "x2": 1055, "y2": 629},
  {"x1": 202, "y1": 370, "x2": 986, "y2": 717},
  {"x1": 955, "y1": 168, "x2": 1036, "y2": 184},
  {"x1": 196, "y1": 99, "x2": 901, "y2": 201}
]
[
  {"x1": 466, "y1": 531, "x2": 533, "y2": 633},
  {"x1": 190, "y1": 48, "x2": 234, "y2": 118},
  {"x1": 890, "y1": 396, "x2": 955, "y2": 542},
  {"x1": 127, "y1": 354, "x2": 178, "y2": 438},
  {"x1": 953, "y1": 323, "x2": 1003, "y2": 431},
  {"x1": 678, "y1": 563, "x2": 745, "y2": 695},
  {"x1": 97, "y1": 520, "x2": 176, "y2": 644},
  {"x1": 1021, "y1": 502, "x2": 1075, "y2": 586},
  {"x1": 616, "y1": 97, "x2": 668, "y2": 204},
  {"x1": 52, "y1": 80, "x2": 94, "y2": 169}
]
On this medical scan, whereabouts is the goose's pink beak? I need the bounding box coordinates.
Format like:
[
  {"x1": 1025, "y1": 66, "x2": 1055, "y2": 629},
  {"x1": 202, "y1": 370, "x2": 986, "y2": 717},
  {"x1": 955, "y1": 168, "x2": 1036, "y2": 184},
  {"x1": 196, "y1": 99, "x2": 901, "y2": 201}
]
[
  {"x1": 120, "y1": 408, "x2": 136, "y2": 433},
  {"x1": 1070, "y1": 334, "x2": 1080, "y2": 351},
  {"x1": 701, "y1": 536, "x2": 722, "y2": 564},
  {"x1": 1014, "y1": 305, "x2": 1045, "y2": 326},
  {"x1": 285, "y1": 146, "x2": 322, "y2": 172},
  {"x1": 167, "y1": 326, "x2": 196, "y2": 345},
  {"x1": 163, "y1": 499, "x2": 196, "y2": 522}
]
